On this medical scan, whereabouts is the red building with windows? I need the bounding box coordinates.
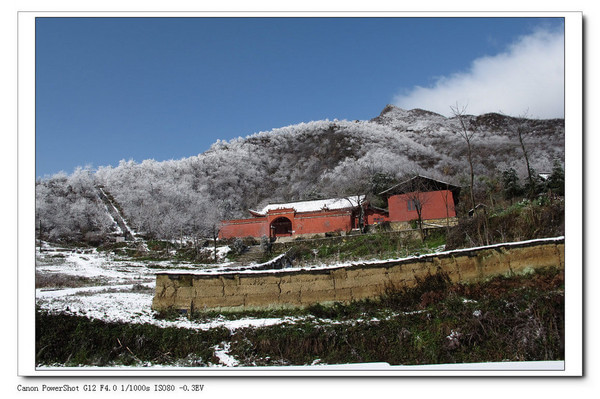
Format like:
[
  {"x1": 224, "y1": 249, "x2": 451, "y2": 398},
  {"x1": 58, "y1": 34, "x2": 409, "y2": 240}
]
[
  {"x1": 381, "y1": 176, "x2": 461, "y2": 227},
  {"x1": 219, "y1": 176, "x2": 460, "y2": 240}
]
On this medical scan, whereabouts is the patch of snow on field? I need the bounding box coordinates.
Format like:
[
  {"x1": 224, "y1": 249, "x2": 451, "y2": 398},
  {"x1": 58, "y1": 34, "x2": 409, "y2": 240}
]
[
  {"x1": 36, "y1": 280, "x2": 292, "y2": 332},
  {"x1": 213, "y1": 342, "x2": 239, "y2": 367},
  {"x1": 37, "y1": 247, "x2": 155, "y2": 282},
  {"x1": 35, "y1": 243, "x2": 293, "y2": 332}
]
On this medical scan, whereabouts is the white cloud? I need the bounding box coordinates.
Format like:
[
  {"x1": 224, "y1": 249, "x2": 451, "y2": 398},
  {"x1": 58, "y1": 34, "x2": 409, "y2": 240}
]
[{"x1": 393, "y1": 28, "x2": 564, "y2": 118}]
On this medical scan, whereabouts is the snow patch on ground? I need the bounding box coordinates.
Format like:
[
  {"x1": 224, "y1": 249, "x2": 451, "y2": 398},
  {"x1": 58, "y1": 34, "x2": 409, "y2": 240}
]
[
  {"x1": 213, "y1": 342, "x2": 239, "y2": 367},
  {"x1": 35, "y1": 243, "x2": 293, "y2": 332}
]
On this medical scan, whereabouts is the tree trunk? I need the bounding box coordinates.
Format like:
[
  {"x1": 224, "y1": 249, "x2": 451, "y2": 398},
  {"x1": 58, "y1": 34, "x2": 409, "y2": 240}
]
[
  {"x1": 518, "y1": 128, "x2": 534, "y2": 197},
  {"x1": 466, "y1": 140, "x2": 476, "y2": 213},
  {"x1": 416, "y1": 210, "x2": 424, "y2": 242},
  {"x1": 443, "y1": 190, "x2": 451, "y2": 234},
  {"x1": 212, "y1": 228, "x2": 218, "y2": 263},
  {"x1": 359, "y1": 200, "x2": 365, "y2": 233}
]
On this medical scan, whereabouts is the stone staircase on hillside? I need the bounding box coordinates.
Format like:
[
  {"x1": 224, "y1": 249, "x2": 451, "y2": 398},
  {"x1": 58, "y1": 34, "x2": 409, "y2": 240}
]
[
  {"x1": 96, "y1": 185, "x2": 138, "y2": 242},
  {"x1": 234, "y1": 245, "x2": 266, "y2": 265}
]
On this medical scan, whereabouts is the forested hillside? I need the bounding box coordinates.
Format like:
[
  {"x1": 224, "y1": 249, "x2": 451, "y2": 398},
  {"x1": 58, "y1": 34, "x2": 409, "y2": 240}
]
[{"x1": 35, "y1": 105, "x2": 564, "y2": 243}]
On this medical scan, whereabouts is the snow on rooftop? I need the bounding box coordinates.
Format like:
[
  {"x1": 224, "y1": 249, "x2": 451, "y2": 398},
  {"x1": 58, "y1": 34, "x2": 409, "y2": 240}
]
[{"x1": 252, "y1": 195, "x2": 365, "y2": 215}]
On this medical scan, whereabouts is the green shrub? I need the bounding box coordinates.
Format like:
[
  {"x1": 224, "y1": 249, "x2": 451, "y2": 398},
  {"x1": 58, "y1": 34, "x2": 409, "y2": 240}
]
[{"x1": 36, "y1": 311, "x2": 230, "y2": 367}]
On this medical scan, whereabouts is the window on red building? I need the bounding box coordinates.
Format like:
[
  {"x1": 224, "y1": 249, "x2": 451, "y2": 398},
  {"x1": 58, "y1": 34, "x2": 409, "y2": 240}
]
[{"x1": 407, "y1": 199, "x2": 421, "y2": 211}]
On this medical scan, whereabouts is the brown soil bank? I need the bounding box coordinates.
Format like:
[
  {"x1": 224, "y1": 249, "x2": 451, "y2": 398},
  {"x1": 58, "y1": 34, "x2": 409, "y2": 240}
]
[{"x1": 152, "y1": 237, "x2": 564, "y2": 312}]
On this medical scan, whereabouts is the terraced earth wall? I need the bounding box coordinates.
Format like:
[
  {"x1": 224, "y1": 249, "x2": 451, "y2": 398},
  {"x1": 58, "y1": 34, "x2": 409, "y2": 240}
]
[{"x1": 152, "y1": 237, "x2": 565, "y2": 312}]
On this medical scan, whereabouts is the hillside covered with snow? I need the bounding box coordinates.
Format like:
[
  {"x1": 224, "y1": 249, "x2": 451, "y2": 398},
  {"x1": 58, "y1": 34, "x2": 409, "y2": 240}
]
[{"x1": 35, "y1": 105, "x2": 564, "y2": 242}]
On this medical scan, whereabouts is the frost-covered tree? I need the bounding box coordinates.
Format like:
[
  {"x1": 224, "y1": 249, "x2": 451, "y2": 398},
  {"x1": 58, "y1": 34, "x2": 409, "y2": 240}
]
[{"x1": 36, "y1": 168, "x2": 114, "y2": 243}]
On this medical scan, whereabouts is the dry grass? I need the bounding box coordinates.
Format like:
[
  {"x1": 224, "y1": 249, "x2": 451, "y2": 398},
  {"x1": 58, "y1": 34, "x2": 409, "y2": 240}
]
[{"x1": 35, "y1": 272, "x2": 107, "y2": 289}]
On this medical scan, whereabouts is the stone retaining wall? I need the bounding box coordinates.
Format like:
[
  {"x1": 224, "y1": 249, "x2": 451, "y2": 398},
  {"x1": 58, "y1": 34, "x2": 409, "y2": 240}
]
[{"x1": 151, "y1": 237, "x2": 565, "y2": 312}]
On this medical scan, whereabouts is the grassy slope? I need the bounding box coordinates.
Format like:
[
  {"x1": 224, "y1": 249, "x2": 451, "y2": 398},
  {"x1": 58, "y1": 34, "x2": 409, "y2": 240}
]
[{"x1": 36, "y1": 267, "x2": 564, "y2": 367}]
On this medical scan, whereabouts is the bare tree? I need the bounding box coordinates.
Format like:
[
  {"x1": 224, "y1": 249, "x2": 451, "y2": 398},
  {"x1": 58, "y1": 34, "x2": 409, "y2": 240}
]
[
  {"x1": 198, "y1": 213, "x2": 223, "y2": 263},
  {"x1": 450, "y1": 103, "x2": 478, "y2": 213},
  {"x1": 346, "y1": 194, "x2": 367, "y2": 233},
  {"x1": 192, "y1": 197, "x2": 232, "y2": 263},
  {"x1": 450, "y1": 103, "x2": 490, "y2": 246},
  {"x1": 403, "y1": 176, "x2": 433, "y2": 241},
  {"x1": 440, "y1": 183, "x2": 453, "y2": 234},
  {"x1": 325, "y1": 161, "x2": 375, "y2": 233},
  {"x1": 505, "y1": 110, "x2": 535, "y2": 197}
]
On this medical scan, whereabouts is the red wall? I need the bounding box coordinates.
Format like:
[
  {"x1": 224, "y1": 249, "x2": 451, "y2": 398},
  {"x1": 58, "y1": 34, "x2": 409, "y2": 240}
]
[
  {"x1": 293, "y1": 210, "x2": 354, "y2": 236},
  {"x1": 388, "y1": 190, "x2": 456, "y2": 222},
  {"x1": 219, "y1": 210, "x2": 356, "y2": 239},
  {"x1": 219, "y1": 217, "x2": 268, "y2": 239},
  {"x1": 365, "y1": 208, "x2": 390, "y2": 225}
]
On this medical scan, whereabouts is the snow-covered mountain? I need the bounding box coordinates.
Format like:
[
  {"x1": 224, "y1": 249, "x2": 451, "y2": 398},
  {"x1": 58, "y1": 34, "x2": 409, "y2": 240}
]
[
  {"x1": 36, "y1": 105, "x2": 564, "y2": 242},
  {"x1": 371, "y1": 105, "x2": 564, "y2": 175}
]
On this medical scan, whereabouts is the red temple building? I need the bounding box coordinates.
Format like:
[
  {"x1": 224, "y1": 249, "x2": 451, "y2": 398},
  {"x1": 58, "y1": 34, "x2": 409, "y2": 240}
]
[
  {"x1": 379, "y1": 175, "x2": 461, "y2": 229},
  {"x1": 219, "y1": 196, "x2": 365, "y2": 240},
  {"x1": 219, "y1": 176, "x2": 461, "y2": 240}
]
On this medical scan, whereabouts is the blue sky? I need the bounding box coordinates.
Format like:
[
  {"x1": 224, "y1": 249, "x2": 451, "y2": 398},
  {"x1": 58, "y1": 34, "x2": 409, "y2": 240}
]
[{"x1": 35, "y1": 17, "x2": 564, "y2": 178}]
